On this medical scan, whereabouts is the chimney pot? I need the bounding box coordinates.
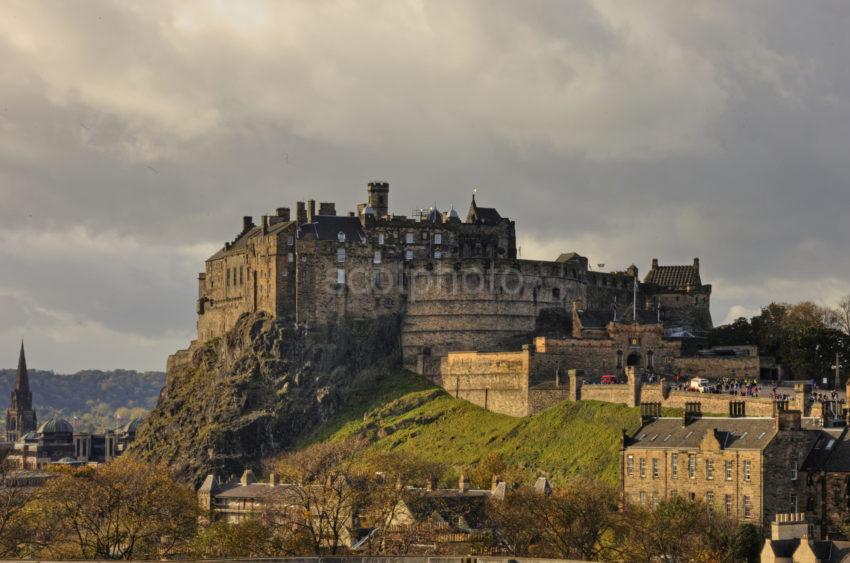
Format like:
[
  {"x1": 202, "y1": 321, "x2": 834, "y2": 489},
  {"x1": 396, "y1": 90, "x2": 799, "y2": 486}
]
[{"x1": 652, "y1": 258, "x2": 658, "y2": 269}]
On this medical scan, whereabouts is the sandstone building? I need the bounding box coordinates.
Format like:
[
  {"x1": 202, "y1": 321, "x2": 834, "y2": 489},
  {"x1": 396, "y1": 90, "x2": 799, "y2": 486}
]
[{"x1": 182, "y1": 182, "x2": 755, "y2": 417}]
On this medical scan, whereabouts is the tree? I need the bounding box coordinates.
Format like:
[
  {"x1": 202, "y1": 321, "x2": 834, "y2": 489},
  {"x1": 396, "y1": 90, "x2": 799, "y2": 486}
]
[
  {"x1": 734, "y1": 523, "x2": 764, "y2": 563},
  {"x1": 32, "y1": 457, "x2": 198, "y2": 560},
  {"x1": 483, "y1": 488, "x2": 540, "y2": 556},
  {"x1": 271, "y1": 437, "x2": 368, "y2": 555},
  {"x1": 0, "y1": 451, "x2": 37, "y2": 558},
  {"x1": 617, "y1": 497, "x2": 738, "y2": 562}
]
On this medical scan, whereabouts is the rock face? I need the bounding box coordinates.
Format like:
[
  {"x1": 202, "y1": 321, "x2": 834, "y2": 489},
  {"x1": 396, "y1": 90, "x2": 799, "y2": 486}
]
[{"x1": 130, "y1": 312, "x2": 401, "y2": 485}]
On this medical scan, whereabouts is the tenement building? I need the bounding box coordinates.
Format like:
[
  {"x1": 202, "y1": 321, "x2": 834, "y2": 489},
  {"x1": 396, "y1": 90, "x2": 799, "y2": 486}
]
[{"x1": 624, "y1": 400, "x2": 850, "y2": 539}]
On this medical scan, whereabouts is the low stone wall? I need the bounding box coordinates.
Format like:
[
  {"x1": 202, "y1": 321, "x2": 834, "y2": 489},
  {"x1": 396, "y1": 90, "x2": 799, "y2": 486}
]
[
  {"x1": 580, "y1": 384, "x2": 631, "y2": 404},
  {"x1": 527, "y1": 388, "x2": 572, "y2": 414},
  {"x1": 673, "y1": 355, "x2": 760, "y2": 380},
  {"x1": 662, "y1": 391, "x2": 775, "y2": 416}
]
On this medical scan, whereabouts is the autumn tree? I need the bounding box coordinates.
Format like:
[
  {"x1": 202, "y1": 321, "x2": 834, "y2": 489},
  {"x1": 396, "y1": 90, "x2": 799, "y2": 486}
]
[
  {"x1": 32, "y1": 457, "x2": 199, "y2": 560},
  {"x1": 271, "y1": 437, "x2": 368, "y2": 555},
  {"x1": 0, "y1": 450, "x2": 37, "y2": 558},
  {"x1": 483, "y1": 487, "x2": 540, "y2": 556}
]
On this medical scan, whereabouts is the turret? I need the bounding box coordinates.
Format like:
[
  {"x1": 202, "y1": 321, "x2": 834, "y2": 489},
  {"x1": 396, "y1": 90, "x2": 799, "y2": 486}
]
[{"x1": 367, "y1": 181, "x2": 389, "y2": 218}]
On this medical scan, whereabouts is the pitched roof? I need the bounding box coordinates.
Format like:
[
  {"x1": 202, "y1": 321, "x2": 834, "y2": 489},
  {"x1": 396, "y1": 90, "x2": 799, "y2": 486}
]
[
  {"x1": 16, "y1": 341, "x2": 29, "y2": 392},
  {"x1": 465, "y1": 197, "x2": 503, "y2": 225},
  {"x1": 802, "y1": 428, "x2": 850, "y2": 472},
  {"x1": 644, "y1": 265, "x2": 702, "y2": 289},
  {"x1": 627, "y1": 417, "x2": 778, "y2": 450},
  {"x1": 208, "y1": 220, "x2": 295, "y2": 260},
  {"x1": 215, "y1": 483, "x2": 303, "y2": 502},
  {"x1": 298, "y1": 215, "x2": 366, "y2": 242},
  {"x1": 555, "y1": 252, "x2": 581, "y2": 263},
  {"x1": 402, "y1": 488, "x2": 490, "y2": 530}
]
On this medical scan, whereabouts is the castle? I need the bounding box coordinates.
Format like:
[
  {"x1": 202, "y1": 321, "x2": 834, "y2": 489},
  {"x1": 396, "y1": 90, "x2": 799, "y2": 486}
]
[{"x1": 187, "y1": 182, "x2": 763, "y2": 416}]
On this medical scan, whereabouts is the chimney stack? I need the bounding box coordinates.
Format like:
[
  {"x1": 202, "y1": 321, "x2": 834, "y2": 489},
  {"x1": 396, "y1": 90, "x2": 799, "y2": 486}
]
[
  {"x1": 729, "y1": 401, "x2": 746, "y2": 418},
  {"x1": 307, "y1": 199, "x2": 316, "y2": 223},
  {"x1": 243, "y1": 216, "x2": 254, "y2": 232},
  {"x1": 693, "y1": 257, "x2": 700, "y2": 273},
  {"x1": 296, "y1": 201, "x2": 307, "y2": 224},
  {"x1": 276, "y1": 207, "x2": 290, "y2": 221},
  {"x1": 683, "y1": 402, "x2": 702, "y2": 426},
  {"x1": 319, "y1": 202, "x2": 336, "y2": 216},
  {"x1": 652, "y1": 258, "x2": 658, "y2": 269},
  {"x1": 458, "y1": 474, "x2": 470, "y2": 493}
]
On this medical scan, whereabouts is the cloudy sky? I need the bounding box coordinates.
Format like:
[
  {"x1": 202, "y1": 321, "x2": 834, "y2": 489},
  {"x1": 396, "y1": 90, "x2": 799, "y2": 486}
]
[{"x1": 2, "y1": 0, "x2": 850, "y2": 372}]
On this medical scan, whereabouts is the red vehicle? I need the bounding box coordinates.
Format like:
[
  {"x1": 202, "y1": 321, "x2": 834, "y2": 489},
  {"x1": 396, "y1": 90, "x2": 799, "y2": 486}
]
[{"x1": 600, "y1": 374, "x2": 617, "y2": 384}]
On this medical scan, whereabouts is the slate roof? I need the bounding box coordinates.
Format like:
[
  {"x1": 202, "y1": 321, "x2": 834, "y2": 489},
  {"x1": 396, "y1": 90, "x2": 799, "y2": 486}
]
[
  {"x1": 555, "y1": 252, "x2": 581, "y2": 263},
  {"x1": 465, "y1": 198, "x2": 503, "y2": 226},
  {"x1": 627, "y1": 417, "x2": 778, "y2": 450},
  {"x1": 298, "y1": 215, "x2": 366, "y2": 242},
  {"x1": 216, "y1": 483, "x2": 303, "y2": 502},
  {"x1": 577, "y1": 308, "x2": 659, "y2": 328},
  {"x1": 403, "y1": 488, "x2": 490, "y2": 530},
  {"x1": 802, "y1": 428, "x2": 850, "y2": 472},
  {"x1": 644, "y1": 265, "x2": 702, "y2": 289},
  {"x1": 209, "y1": 220, "x2": 295, "y2": 260}
]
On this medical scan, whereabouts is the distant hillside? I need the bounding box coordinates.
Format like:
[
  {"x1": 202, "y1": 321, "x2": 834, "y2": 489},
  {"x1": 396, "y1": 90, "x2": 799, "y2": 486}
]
[
  {"x1": 298, "y1": 369, "x2": 646, "y2": 486},
  {"x1": 0, "y1": 369, "x2": 165, "y2": 433}
]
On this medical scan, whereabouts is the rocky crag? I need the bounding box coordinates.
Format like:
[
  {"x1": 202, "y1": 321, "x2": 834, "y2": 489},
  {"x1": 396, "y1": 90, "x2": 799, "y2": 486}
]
[{"x1": 130, "y1": 312, "x2": 401, "y2": 485}]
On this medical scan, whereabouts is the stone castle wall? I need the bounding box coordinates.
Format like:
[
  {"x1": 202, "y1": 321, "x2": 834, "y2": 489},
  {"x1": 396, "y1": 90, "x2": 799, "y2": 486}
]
[
  {"x1": 672, "y1": 354, "x2": 760, "y2": 380},
  {"x1": 436, "y1": 349, "x2": 533, "y2": 417}
]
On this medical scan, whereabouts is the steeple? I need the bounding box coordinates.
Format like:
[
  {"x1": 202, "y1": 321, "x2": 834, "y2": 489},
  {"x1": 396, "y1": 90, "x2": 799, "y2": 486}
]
[
  {"x1": 16, "y1": 340, "x2": 29, "y2": 393},
  {"x1": 6, "y1": 340, "x2": 36, "y2": 442}
]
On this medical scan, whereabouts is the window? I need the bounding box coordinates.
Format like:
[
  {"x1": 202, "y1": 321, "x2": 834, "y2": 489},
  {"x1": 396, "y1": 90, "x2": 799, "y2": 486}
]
[
  {"x1": 287, "y1": 235, "x2": 294, "y2": 246},
  {"x1": 627, "y1": 455, "x2": 634, "y2": 476},
  {"x1": 616, "y1": 350, "x2": 623, "y2": 369},
  {"x1": 652, "y1": 458, "x2": 659, "y2": 479},
  {"x1": 651, "y1": 493, "x2": 659, "y2": 509},
  {"x1": 639, "y1": 491, "x2": 646, "y2": 506},
  {"x1": 405, "y1": 232, "x2": 414, "y2": 244},
  {"x1": 670, "y1": 490, "x2": 678, "y2": 498},
  {"x1": 373, "y1": 250, "x2": 382, "y2": 264},
  {"x1": 743, "y1": 496, "x2": 751, "y2": 519},
  {"x1": 422, "y1": 231, "x2": 428, "y2": 240},
  {"x1": 791, "y1": 493, "x2": 798, "y2": 512},
  {"x1": 744, "y1": 460, "x2": 751, "y2": 482},
  {"x1": 239, "y1": 266, "x2": 244, "y2": 285},
  {"x1": 671, "y1": 453, "x2": 678, "y2": 479},
  {"x1": 688, "y1": 454, "x2": 696, "y2": 479},
  {"x1": 835, "y1": 486, "x2": 842, "y2": 503},
  {"x1": 287, "y1": 252, "x2": 294, "y2": 262},
  {"x1": 378, "y1": 233, "x2": 385, "y2": 245},
  {"x1": 725, "y1": 494, "x2": 733, "y2": 516},
  {"x1": 553, "y1": 287, "x2": 561, "y2": 299},
  {"x1": 706, "y1": 491, "x2": 714, "y2": 508},
  {"x1": 434, "y1": 251, "x2": 442, "y2": 259},
  {"x1": 226, "y1": 268, "x2": 230, "y2": 287},
  {"x1": 336, "y1": 269, "x2": 345, "y2": 285},
  {"x1": 725, "y1": 460, "x2": 732, "y2": 481},
  {"x1": 337, "y1": 247, "x2": 346, "y2": 263},
  {"x1": 434, "y1": 233, "x2": 442, "y2": 244},
  {"x1": 790, "y1": 459, "x2": 798, "y2": 481},
  {"x1": 640, "y1": 458, "x2": 646, "y2": 479},
  {"x1": 405, "y1": 250, "x2": 414, "y2": 261},
  {"x1": 706, "y1": 459, "x2": 714, "y2": 480},
  {"x1": 647, "y1": 351, "x2": 654, "y2": 370}
]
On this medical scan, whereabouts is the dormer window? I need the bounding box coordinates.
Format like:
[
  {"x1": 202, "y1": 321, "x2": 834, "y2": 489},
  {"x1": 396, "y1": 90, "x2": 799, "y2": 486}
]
[{"x1": 337, "y1": 231, "x2": 346, "y2": 242}]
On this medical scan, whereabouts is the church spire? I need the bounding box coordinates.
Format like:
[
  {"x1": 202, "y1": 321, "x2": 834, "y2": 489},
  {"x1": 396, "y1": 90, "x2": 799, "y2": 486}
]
[{"x1": 16, "y1": 340, "x2": 29, "y2": 392}]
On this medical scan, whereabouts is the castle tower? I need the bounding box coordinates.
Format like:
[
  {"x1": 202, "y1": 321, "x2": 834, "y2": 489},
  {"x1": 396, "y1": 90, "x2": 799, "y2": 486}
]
[
  {"x1": 367, "y1": 181, "x2": 389, "y2": 218},
  {"x1": 5, "y1": 341, "x2": 37, "y2": 442}
]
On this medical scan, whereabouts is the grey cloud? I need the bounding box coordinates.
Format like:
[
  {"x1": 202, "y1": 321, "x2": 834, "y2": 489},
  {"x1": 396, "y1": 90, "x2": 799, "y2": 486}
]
[{"x1": 1, "y1": 0, "x2": 849, "y2": 370}]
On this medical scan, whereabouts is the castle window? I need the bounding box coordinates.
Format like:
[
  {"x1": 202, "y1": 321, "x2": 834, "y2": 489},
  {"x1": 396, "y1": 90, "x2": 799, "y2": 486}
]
[
  {"x1": 552, "y1": 287, "x2": 560, "y2": 299},
  {"x1": 337, "y1": 247, "x2": 346, "y2": 263},
  {"x1": 405, "y1": 250, "x2": 413, "y2": 261},
  {"x1": 337, "y1": 231, "x2": 346, "y2": 242},
  {"x1": 405, "y1": 232, "x2": 414, "y2": 244},
  {"x1": 373, "y1": 250, "x2": 382, "y2": 264},
  {"x1": 378, "y1": 233, "x2": 385, "y2": 245},
  {"x1": 434, "y1": 233, "x2": 442, "y2": 245},
  {"x1": 337, "y1": 269, "x2": 345, "y2": 285}
]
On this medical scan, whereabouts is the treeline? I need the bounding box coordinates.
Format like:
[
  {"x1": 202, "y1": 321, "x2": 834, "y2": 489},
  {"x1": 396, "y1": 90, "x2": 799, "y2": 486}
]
[
  {"x1": 0, "y1": 440, "x2": 762, "y2": 562},
  {"x1": 0, "y1": 369, "x2": 164, "y2": 433},
  {"x1": 710, "y1": 299, "x2": 850, "y2": 381}
]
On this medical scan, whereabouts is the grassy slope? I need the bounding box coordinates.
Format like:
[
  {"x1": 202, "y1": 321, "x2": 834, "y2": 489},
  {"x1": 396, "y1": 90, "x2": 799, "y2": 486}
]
[{"x1": 299, "y1": 368, "x2": 656, "y2": 485}]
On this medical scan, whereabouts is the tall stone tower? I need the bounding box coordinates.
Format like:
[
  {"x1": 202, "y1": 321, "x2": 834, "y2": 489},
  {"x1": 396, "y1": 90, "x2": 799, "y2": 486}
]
[
  {"x1": 367, "y1": 181, "x2": 389, "y2": 218},
  {"x1": 5, "y1": 341, "x2": 36, "y2": 442}
]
